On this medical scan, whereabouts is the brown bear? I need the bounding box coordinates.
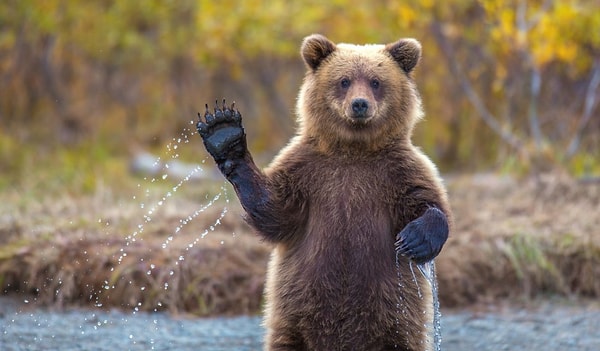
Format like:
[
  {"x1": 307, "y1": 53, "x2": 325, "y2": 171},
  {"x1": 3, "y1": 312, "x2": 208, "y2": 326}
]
[{"x1": 197, "y1": 34, "x2": 452, "y2": 351}]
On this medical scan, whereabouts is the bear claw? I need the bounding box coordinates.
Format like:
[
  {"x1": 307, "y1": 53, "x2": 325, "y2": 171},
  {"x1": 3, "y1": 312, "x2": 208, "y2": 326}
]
[
  {"x1": 197, "y1": 99, "x2": 247, "y2": 165},
  {"x1": 394, "y1": 207, "x2": 449, "y2": 264}
]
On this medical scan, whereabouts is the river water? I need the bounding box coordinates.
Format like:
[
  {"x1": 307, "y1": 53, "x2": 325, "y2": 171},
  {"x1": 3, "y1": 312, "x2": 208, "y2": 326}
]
[
  {"x1": 1, "y1": 297, "x2": 599, "y2": 351},
  {"x1": 0, "y1": 298, "x2": 262, "y2": 350}
]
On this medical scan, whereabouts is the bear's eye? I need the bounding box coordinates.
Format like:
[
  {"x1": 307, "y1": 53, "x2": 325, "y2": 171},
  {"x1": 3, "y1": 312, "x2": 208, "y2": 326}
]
[
  {"x1": 340, "y1": 78, "x2": 351, "y2": 89},
  {"x1": 371, "y1": 79, "x2": 380, "y2": 89}
]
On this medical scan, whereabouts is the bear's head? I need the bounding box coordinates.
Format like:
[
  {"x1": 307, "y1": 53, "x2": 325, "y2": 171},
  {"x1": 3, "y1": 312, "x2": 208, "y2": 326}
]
[{"x1": 297, "y1": 34, "x2": 424, "y2": 152}]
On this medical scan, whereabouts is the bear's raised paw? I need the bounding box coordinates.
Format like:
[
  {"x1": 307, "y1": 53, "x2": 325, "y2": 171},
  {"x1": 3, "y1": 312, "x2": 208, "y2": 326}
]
[{"x1": 197, "y1": 99, "x2": 247, "y2": 165}]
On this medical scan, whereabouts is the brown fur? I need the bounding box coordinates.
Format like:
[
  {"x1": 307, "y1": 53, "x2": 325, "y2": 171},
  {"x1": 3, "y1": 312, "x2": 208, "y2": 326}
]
[{"x1": 257, "y1": 35, "x2": 451, "y2": 351}]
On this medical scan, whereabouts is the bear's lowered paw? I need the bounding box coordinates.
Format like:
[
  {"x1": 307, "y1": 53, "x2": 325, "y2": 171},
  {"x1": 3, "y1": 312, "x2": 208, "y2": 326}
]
[
  {"x1": 197, "y1": 99, "x2": 247, "y2": 166},
  {"x1": 395, "y1": 207, "x2": 449, "y2": 264}
]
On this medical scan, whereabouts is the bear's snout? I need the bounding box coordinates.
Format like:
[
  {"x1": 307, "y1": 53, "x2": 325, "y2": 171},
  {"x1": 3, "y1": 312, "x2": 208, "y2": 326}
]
[{"x1": 351, "y1": 98, "x2": 370, "y2": 119}]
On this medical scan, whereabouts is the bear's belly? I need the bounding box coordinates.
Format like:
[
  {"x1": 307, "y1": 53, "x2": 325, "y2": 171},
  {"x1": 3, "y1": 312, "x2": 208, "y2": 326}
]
[
  {"x1": 271, "y1": 218, "x2": 404, "y2": 348},
  {"x1": 268, "y1": 240, "x2": 430, "y2": 349}
]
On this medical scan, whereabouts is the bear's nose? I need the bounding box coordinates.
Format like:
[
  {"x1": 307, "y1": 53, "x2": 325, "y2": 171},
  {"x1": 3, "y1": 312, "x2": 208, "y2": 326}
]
[{"x1": 351, "y1": 98, "x2": 369, "y2": 118}]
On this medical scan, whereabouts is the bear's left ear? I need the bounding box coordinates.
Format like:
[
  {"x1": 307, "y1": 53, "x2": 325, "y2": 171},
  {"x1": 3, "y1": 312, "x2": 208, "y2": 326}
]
[
  {"x1": 385, "y1": 38, "x2": 422, "y2": 73},
  {"x1": 301, "y1": 34, "x2": 337, "y2": 71}
]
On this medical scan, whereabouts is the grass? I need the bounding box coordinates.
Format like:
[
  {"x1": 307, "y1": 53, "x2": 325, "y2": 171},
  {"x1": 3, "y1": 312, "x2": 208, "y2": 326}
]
[
  {"x1": 0, "y1": 176, "x2": 270, "y2": 316},
  {"x1": 1, "y1": 143, "x2": 600, "y2": 316},
  {"x1": 0, "y1": 138, "x2": 270, "y2": 316},
  {"x1": 501, "y1": 232, "x2": 564, "y2": 294},
  {"x1": 437, "y1": 173, "x2": 600, "y2": 306}
]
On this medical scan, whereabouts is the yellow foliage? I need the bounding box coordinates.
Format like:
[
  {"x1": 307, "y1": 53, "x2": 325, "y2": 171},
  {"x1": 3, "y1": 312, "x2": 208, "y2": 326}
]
[
  {"x1": 0, "y1": 0, "x2": 599, "y2": 178},
  {"x1": 482, "y1": 0, "x2": 598, "y2": 69}
]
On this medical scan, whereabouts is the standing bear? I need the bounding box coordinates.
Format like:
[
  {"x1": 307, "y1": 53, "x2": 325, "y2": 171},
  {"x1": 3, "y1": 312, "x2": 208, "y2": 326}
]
[{"x1": 197, "y1": 34, "x2": 452, "y2": 351}]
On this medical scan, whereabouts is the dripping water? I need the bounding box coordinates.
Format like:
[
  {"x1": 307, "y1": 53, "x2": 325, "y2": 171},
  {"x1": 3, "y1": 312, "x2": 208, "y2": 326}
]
[
  {"x1": 409, "y1": 261, "x2": 423, "y2": 299},
  {"x1": 394, "y1": 253, "x2": 410, "y2": 350},
  {"x1": 396, "y1": 251, "x2": 442, "y2": 351},
  {"x1": 417, "y1": 260, "x2": 442, "y2": 351}
]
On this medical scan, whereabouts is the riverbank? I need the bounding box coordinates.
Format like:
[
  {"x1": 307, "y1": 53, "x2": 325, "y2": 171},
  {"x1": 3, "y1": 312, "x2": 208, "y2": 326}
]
[{"x1": 1, "y1": 173, "x2": 598, "y2": 316}]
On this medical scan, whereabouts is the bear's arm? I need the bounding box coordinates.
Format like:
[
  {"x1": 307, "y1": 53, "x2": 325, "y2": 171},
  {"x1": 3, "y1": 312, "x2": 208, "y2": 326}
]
[
  {"x1": 197, "y1": 103, "x2": 305, "y2": 243},
  {"x1": 229, "y1": 159, "x2": 307, "y2": 243},
  {"x1": 223, "y1": 154, "x2": 277, "y2": 233}
]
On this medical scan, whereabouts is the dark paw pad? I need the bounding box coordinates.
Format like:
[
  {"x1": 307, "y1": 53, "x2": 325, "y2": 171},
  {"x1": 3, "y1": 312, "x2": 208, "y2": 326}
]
[{"x1": 197, "y1": 99, "x2": 246, "y2": 162}]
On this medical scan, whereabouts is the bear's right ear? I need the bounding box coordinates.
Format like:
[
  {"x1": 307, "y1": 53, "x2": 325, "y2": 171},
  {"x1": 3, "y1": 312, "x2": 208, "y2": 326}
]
[
  {"x1": 385, "y1": 38, "x2": 422, "y2": 73},
  {"x1": 301, "y1": 34, "x2": 336, "y2": 71}
]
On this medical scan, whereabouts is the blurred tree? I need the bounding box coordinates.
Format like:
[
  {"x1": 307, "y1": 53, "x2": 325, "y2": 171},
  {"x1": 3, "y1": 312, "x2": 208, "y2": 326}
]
[
  {"x1": 0, "y1": 0, "x2": 598, "y2": 178},
  {"x1": 428, "y1": 0, "x2": 600, "y2": 170}
]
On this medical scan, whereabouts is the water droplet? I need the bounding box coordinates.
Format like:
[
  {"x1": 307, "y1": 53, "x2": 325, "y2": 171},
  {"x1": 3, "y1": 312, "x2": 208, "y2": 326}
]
[{"x1": 409, "y1": 261, "x2": 423, "y2": 299}]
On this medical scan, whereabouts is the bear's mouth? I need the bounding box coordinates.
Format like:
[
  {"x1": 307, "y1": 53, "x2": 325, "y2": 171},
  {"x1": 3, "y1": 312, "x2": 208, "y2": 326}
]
[
  {"x1": 346, "y1": 115, "x2": 373, "y2": 128},
  {"x1": 347, "y1": 110, "x2": 374, "y2": 122},
  {"x1": 350, "y1": 116, "x2": 370, "y2": 124}
]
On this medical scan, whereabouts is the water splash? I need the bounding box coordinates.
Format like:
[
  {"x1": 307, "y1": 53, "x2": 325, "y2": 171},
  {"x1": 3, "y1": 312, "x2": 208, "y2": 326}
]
[
  {"x1": 109, "y1": 124, "x2": 232, "y2": 313},
  {"x1": 6, "y1": 123, "x2": 236, "y2": 348},
  {"x1": 118, "y1": 163, "x2": 205, "y2": 264},
  {"x1": 417, "y1": 260, "x2": 442, "y2": 351},
  {"x1": 167, "y1": 183, "x2": 230, "y2": 252},
  {"x1": 395, "y1": 253, "x2": 442, "y2": 351}
]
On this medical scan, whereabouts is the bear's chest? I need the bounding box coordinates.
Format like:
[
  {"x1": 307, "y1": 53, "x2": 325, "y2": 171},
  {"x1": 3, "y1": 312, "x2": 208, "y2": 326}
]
[
  {"x1": 299, "y1": 158, "x2": 399, "y2": 223},
  {"x1": 290, "y1": 158, "x2": 399, "y2": 273}
]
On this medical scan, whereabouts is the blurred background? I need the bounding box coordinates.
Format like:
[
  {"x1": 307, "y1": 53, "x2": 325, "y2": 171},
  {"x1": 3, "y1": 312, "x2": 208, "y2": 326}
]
[
  {"x1": 0, "y1": 0, "x2": 599, "y2": 320},
  {"x1": 1, "y1": 0, "x2": 599, "y2": 196}
]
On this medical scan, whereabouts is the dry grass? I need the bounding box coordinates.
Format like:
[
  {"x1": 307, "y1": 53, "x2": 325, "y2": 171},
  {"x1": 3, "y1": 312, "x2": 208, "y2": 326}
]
[
  {"x1": 438, "y1": 173, "x2": 600, "y2": 306},
  {"x1": 1, "y1": 173, "x2": 599, "y2": 315},
  {"x1": 0, "y1": 180, "x2": 270, "y2": 316}
]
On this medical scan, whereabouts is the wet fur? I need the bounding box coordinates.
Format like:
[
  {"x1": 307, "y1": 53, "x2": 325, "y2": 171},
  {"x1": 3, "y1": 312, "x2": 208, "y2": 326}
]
[
  {"x1": 262, "y1": 141, "x2": 449, "y2": 350},
  {"x1": 262, "y1": 35, "x2": 450, "y2": 350},
  {"x1": 198, "y1": 34, "x2": 451, "y2": 351}
]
